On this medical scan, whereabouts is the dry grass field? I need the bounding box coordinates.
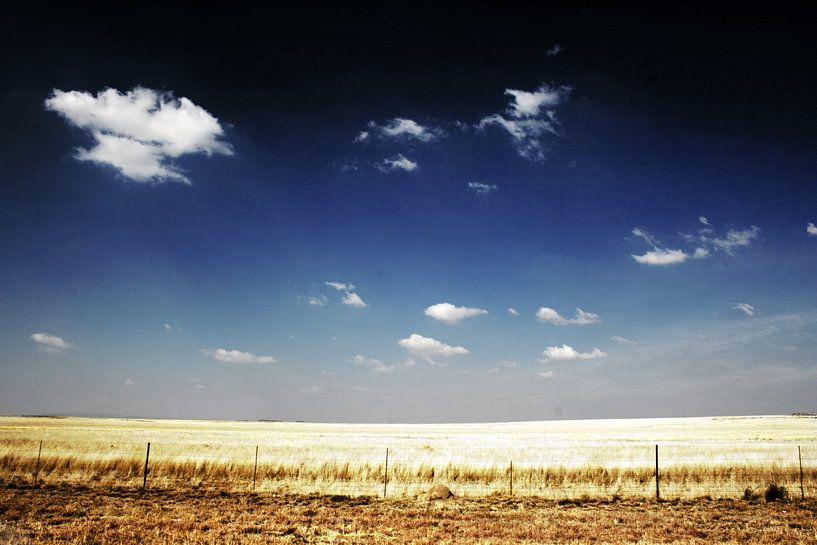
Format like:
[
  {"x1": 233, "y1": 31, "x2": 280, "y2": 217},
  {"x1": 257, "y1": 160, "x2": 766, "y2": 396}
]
[
  {"x1": 1, "y1": 415, "x2": 816, "y2": 499},
  {"x1": 1, "y1": 484, "x2": 816, "y2": 544}
]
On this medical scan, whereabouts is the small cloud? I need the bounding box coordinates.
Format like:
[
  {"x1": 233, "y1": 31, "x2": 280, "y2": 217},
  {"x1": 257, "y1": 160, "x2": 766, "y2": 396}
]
[
  {"x1": 308, "y1": 295, "x2": 328, "y2": 306},
  {"x1": 30, "y1": 332, "x2": 74, "y2": 353},
  {"x1": 125, "y1": 378, "x2": 136, "y2": 386},
  {"x1": 398, "y1": 333, "x2": 469, "y2": 363},
  {"x1": 326, "y1": 281, "x2": 355, "y2": 291},
  {"x1": 361, "y1": 118, "x2": 445, "y2": 143},
  {"x1": 536, "y1": 307, "x2": 600, "y2": 326},
  {"x1": 610, "y1": 336, "x2": 637, "y2": 345},
  {"x1": 632, "y1": 227, "x2": 658, "y2": 246},
  {"x1": 487, "y1": 360, "x2": 519, "y2": 374},
  {"x1": 807, "y1": 222, "x2": 817, "y2": 236},
  {"x1": 507, "y1": 307, "x2": 519, "y2": 316},
  {"x1": 425, "y1": 302, "x2": 488, "y2": 324},
  {"x1": 351, "y1": 354, "x2": 415, "y2": 373},
  {"x1": 466, "y1": 181, "x2": 498, "y2": 195},
  {"x1": 545, "y1": 44, "x2": 563, "y2": 57},
  {"x1": 45, "y1": 87, "x2": 232, "y2": 184},
  {"x1": 163, "y1": 322, "x2": 182, "y2": 332},
  {"x1": 354, "y1": 130, "x2": 369, "y2": 143},
  {"x1": 537, "y1": 370, "x2": 555, "y2": 379},
  {"x1": 692, "y1": 247, "x2": 710, "y2": 259},
  {"x1": 201, "y1": 348, "x2": 276, "y2": 364},
  {"x1": 732, "y1": 302, "x2": 755, "y2": 317},
  {"x1": 299, "y1": 386, "x2": 322, "y2": 394},
  {"x1": 341, "y1": 292, "x2": 368, "y2": 308},
  {"x1": 632, "y1": 248, "x2": 689, "y2": 266},
  {"x1": 540, "y1": 344, "x2": 607, "y2": 362},
  {"x1": 699, "y1": 216, "x2": 710, "y2": 226},
  {"x1": 378, "y1": 154, "x2": 418, "y2": 173},
  {"x1": 711, "y1": 226, "x2": 760, "y2": 256}
]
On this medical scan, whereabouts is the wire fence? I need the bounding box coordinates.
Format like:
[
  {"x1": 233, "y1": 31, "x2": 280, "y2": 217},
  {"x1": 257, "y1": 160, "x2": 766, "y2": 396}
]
[{"x1": 1, "y1": 440, "x2": 814, "y2": 500}]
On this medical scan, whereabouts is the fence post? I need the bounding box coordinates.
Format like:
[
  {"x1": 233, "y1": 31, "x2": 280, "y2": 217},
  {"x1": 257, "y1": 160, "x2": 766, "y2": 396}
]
[
  {"x1": 33, "y1": 440, "x2": 42, "y2": 484},
  {"x1": 509, "y1": 460, "x2": 513, "y2": 496},
  {"x1": 142, "y1": 442, "x2": 151, "y2": 489},
  {"x1": 383, "y1": 448, "x2": 389, "y2": 498},
  {"x1": 655, "y1": 444, "x2": 660, "y2": 501},
  {"x1": 253, "y1": 445, "x2": 259, "y2": 493},
  {"x1": 799, "y1": 446, "x2": 804, "y2": 500}
]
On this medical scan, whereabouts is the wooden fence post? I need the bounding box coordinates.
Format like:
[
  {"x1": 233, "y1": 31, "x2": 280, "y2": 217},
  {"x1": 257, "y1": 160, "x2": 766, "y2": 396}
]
[
  {"x1": 253, "y1": 445, "x2": 259, "y2": 493},
  {"x1": 383, "y1": 448, "x2": 389, "y2": 498},
  {"x1": 509, "y1": 460, "x2": 513, "y2": 496},
  {"x1": 655, "y1": 444, "x2": 660, "y2": 501},
  {"x1": 33, "y1": 440, "x2": 42, "y2": 484},
  {"x1": 142, "y1": 442, "x2": 151, "y2": 489},
  {"x1": 799, "y1": 446, "x2": 804, "y2": 500}
]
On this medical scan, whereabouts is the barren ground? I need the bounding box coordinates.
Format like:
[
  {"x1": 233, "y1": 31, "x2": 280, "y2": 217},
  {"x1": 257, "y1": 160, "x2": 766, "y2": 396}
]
[{"x1": 1, "y1": 484, "x2": 816, "y2": 544}]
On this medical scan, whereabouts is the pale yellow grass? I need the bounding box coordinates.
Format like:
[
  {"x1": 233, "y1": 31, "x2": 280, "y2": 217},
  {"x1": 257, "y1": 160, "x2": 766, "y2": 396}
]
[{"x1": 1, "y1": 415, "x2": 815, "y2": 498}]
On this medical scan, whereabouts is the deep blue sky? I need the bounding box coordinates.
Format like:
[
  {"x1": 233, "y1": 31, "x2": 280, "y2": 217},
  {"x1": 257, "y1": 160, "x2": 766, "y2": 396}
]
[{"x1": 1, "y1": 3, "x2": 816, "y2": 422}]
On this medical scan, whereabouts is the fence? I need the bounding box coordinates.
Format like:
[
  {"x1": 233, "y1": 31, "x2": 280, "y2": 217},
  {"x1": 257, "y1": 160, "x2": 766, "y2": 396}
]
[{"x1": 1, "y1": 440, "x2": 815, "y2": 500}]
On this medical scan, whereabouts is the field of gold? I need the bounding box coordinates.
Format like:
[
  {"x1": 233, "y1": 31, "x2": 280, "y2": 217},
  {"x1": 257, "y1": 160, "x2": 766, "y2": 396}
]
[
  {"x1": 1, "y1": 484, "x2": 816, "y2": 544},
  {"x1": 1, "y1": 415, "x2": 815, "y2": 499}
]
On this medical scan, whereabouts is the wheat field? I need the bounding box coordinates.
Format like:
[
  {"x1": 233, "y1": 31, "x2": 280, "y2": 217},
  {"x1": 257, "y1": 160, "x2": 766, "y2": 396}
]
[{"x1": 1, "y1": 415, "x2": 815, "y2": 499}]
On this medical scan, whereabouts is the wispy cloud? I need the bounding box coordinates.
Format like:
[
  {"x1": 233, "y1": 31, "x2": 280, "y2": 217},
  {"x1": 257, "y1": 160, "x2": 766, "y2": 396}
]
[
  {"x1": 378, "y1": 154, "x2": 418, "y2": 173},
  {"x1": 45, "y1": 87, "x2": 232, "y2": 184},
  {"x1": 466, "y1": 181, "x2": 498, "y2": 195},
  {"x1": 201, "y1": 348, "x2": 276, "y2": 364},
  {"x1": 325, "y1": 281, "x2": 355, "y2": 291},
  {"x1": 478, "y1": 83, "x2": 571, "y2": 162},
  {"x1": 732, "y1": 302, "x2": 755, "y2": 317},
  {"x1": 398, "y1": 333, "x2": 469, "y2": 362},
  {"x1": 537, "y1": 370, "x2": 555, "y2": 379},
  {"x1": 545, "y1": 44, "x2": 563, "y2": 57},
  {"x1": 710, "y1": 226, "x2": 760, "y2": 256},
  {"x1": 610, "y1": 335, "x2": 637, "y2": 345},
  {"x1": 30, "y1": 332, "x2": 74, "y2": 353},
  {"x1": 536, "y1": 307, "x2": 601, "y2": 325},
  {"x1": 486, "y1": 360, "x2": 519, "y2": 374},
  {"x1": 351, "y1": 354, "x2": 416, "y2": 373},
  {"x1": 308, "y1": 295, "x2": 328, "y2": 306},
  {"x1": 808, "y1": 222, "x2": 817, "y2": 236},
  {"x1": 163, "y1": 322, "x2": 182, "y2": 332},
  {"x1": 341, "y1": 292, "x2": 368, "y2": 308},
  {"x1": 507, "y1": 307, "x2": 519, "y2": 316},
  {"x1": 540, "y1": 344, "x2": 607, "y2": 362},
  {"x1": 425, "y1": 302, "x2": 488, "y2": 324},
  {"x1": 358, "y1": 118, "x2": 444, "y2": 143}
]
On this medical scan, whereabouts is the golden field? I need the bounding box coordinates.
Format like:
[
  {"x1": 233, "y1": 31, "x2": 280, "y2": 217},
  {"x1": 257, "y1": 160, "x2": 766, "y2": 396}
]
[{"x1": 1, "y1": 415, "x2": 815, "y2": 499}]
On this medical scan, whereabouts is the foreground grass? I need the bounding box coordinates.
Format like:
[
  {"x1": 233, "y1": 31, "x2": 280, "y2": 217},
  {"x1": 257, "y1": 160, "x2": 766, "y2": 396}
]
[{"x1": 1, "y1": 484, "x2": 816, "y2": 544}]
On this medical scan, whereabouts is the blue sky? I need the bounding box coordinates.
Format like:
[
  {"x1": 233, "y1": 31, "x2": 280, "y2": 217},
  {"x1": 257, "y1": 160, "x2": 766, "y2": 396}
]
[{"x1": 1, "y1": 4, "x2": 816, "y2": 422}]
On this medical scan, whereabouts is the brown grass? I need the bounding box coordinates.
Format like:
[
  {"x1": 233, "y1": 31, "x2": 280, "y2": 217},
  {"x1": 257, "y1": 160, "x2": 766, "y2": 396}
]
[{"x1": 1, "y1": 483, "x2": 816, "y2": 544}]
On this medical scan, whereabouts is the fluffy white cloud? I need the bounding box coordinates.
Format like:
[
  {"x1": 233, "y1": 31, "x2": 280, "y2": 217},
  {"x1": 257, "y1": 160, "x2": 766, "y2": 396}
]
[
  {"x1": 478, "y1": 83, "x2": 571, "y2": 162},
  {"x1": 807, "y1": 222, "x2": 817, "y2": 236},
  {"x1": 711, "y1": 226, "x2": 760, "y2": 255},
  {"x1": 325, "y1": 281, "x2": 355, "y2": 291},
  {"x1": 507, "y1": 307, "x2": 519, "y2": 316},
  {"x1": 424, "y1": 302, "x2": 488, "y2": 324},
  {"x1": 308, "y1": 295, "x2": 328, "y2": 306},
  {"x1": 351, "y1": 354, "x2": 416, "y2": 373},
  {"x1": 362, "y1": 118, "x2": 444, "y2": 143},
  {"x1": 632, "y1": 248, "x2": 689, "y2": 266},
  {"x1": 341, "y1": 292, "x2": 368, "y2": 308},
  {"x1": 45, "y1": 87, "x2": 232, "y2": 184},
  {"x1": 30, "y1": 332, "x2": 73, "y2": 353},
  {"x1": 541, "y1": 344, "x2": 607, "y2": 362},
  {"x1": 466, "y1": 181, "x2": 498, "y2": 195},
  {"x1": 202, "y1": 348, "x2": 276, "y2": 364},
  {"x1": 536, "y1": 307, "x2": 601, "y2": 325},
  {"x1": 732, "y1": 302, "x2": 755, "y2": 317},
  {"x1": 398, "y1": 333, "x2": 469, "y2": 362},
  {"x1": 378, "y1": 154, "x2": 418, "y2": 173}
]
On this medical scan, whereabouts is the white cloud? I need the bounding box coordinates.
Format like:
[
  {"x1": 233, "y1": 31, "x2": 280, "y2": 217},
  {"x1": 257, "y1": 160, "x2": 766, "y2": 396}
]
[
  {"x1": 398, "y1": 333, "x2": 469, "y2": 362},
  {"x1": 610, "y1": 336, "x2": 637, "y2": 345},
  {"x1": 487, "y1": 359, "x2": 519, "y2": 374},
  {"x1": 478, "y1": 83, "x2": 571, "y2": 162},
  {"x1": 807, "y1": 222, "x2": 817, "y2": 236},
  {"x1": 308, "y1": 295, "x2": 328, "y2": 306},
  {"x1": 466, "y1": 181, "x2": 498, "y2": 195},
  {"x1": 537, "y1": 370, "x2": 555, "y2": 379},
  {"x1": 202, "y1": 348, "x2": 276, "y2": 364},
  {"x1": 378, "y1": 154, "x2": 418, "y2": 173},
  {"x1": 163, "y1": 322, "x2": 182, "y2": 332},
  {"x1": 699, "y1": 216, "x2": 710, "y2": 226},
  {"x1": 125, "y1": 378, "x2": 136, "y2": 386},
  {"x1": 424, "y1": 302, "x2": 488, "y2": 324},
  {"x1": 45, "y1": 87, "x2": 232, "y2": 184},
  {"x1": 507, "y1": 307, "x2": 519, "y2": 316},
  {"x1": 710, "y1": 226, "x2": 760, "y2": 255},
  {"x1": 692, "y1": 247, "x2": 710, "y2": 259},
  {"x1": 540, "y1": 344, "x2": 607, "y2": 362},
  {"x1": 632, "y1": 227, "x2": 658, "y2": 246},
  {"x1": 30, "y1": 332, "x2": 73, "y2": 353},
  {"x1": 351, "y1": 354, "x2": 415, "y2": 373},
  {"x1": 341, "y1": 292, "x2": 368, "y2": 308},
  {"x1": 632, "y1": 248, "x2": 689, "y2": 266},
  {"x1": 732, "y1": 302, "x2": 755, "y2": 317},
  {"x1": 545, "y1": 44, "x2": 563, "y2": 57},
  {"x1": 363, "y1": 118, "x2": 444, "y2": 143},
  {"x1": 325, "y1": 281, "x2": 355, "y2": 291},
  {"x1": 536, "y1": 307, "x2": 601, "y2": 325}
]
